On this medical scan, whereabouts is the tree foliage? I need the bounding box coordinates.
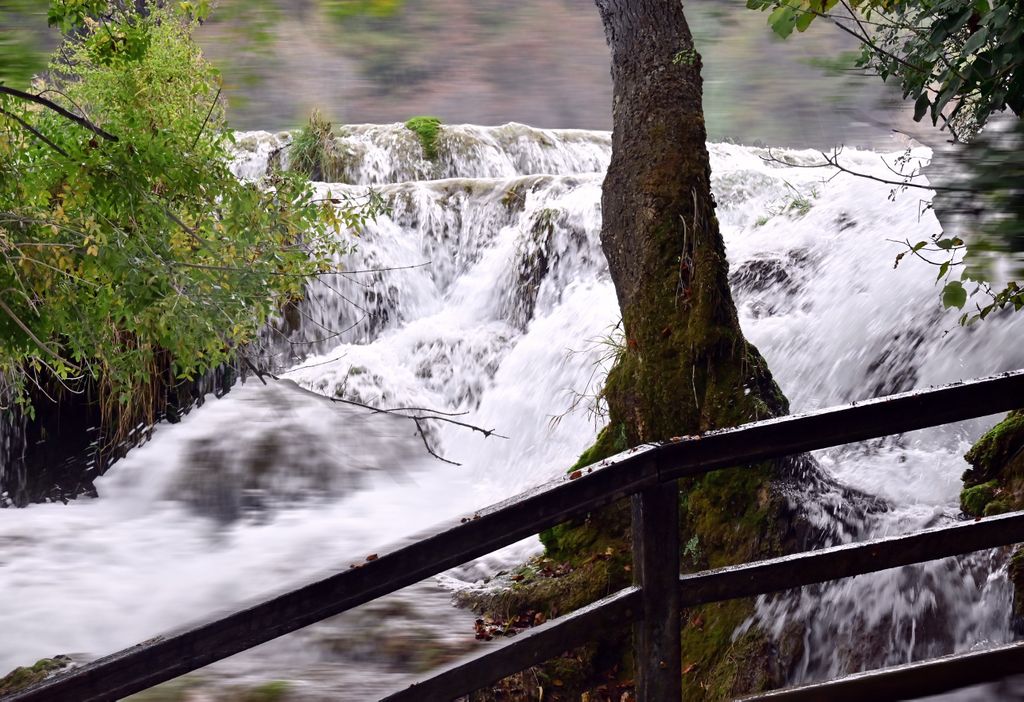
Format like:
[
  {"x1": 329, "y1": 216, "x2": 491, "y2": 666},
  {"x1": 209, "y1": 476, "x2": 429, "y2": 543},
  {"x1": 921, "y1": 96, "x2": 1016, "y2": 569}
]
[{"x1": 0, "y1": 2, "x2": 370, "y2": 436}]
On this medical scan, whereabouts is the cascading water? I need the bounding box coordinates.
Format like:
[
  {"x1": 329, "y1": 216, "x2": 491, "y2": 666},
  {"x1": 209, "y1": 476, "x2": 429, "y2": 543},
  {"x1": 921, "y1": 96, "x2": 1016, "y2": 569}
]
[{"x1": 2, "y1": 123, "x2": 1022, "y2": 699}]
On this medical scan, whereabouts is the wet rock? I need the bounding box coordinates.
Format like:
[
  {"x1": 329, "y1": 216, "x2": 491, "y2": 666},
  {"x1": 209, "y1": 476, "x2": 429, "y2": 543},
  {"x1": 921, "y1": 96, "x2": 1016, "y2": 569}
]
[
  {"x1": 864, "y1": 326, "x2": 929, "y2": 397},
  {"x1": 729, "y1": 250, "x2": 813, "y2": 319}
]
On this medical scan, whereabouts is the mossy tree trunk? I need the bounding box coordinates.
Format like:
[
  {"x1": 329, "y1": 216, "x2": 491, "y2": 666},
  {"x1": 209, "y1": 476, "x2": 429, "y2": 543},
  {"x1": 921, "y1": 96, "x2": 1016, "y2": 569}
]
[
  {"x1": 596, "y1": 0, "x2": 785, "y2": 440},
  {"x1": 552, "y1": 1, "x2": 814, "y2": 697}
]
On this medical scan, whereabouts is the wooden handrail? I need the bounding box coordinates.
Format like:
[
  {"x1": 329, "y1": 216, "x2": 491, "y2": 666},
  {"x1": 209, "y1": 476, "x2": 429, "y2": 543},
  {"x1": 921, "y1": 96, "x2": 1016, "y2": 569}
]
[
  {"x1": 379, "y1": 511, "x2": 1024, "y2": 700},
  {"x1": 8, "y1": 369, "x2": 1024, "y2": 702},
  {"x1": 736, "y1": 641, "x2": 1024, "y2": 702},
  {"x1": 658, "y1": 368, "x2": 1024, "y2": 480},
  {"x1": 677, "y1": 510, "x2": 1024, "y2": 608}
]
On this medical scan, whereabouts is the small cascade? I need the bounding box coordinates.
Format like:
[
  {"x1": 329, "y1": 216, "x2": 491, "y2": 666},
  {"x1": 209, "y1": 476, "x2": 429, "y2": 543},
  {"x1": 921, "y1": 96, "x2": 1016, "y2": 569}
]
[
  {"x1": 2, "y1": 123, "x2": 1023, "y2": 697},
  {"x1": 230, "y1": 122, "x2": 611, "y2": 185}
]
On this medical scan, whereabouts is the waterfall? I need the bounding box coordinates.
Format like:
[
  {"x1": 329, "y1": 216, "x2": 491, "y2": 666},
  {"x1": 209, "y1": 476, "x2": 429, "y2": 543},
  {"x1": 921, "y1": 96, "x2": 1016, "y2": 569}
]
[{"x1": 1, "y1": 123, "x2": 1021, "y2": 697}]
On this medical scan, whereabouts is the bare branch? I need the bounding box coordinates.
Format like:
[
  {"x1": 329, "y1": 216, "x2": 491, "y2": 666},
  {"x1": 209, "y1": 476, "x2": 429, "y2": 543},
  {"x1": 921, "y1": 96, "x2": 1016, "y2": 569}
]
[
  {"x1": 191, "y1": 85, "x2": 222, "y2": 150},
  {"x1": 761, "y1": 147, "x2": 975, "y2": 194},
  {"x1": 413, "y1": 417, "x2": 460, "y2": 465}
]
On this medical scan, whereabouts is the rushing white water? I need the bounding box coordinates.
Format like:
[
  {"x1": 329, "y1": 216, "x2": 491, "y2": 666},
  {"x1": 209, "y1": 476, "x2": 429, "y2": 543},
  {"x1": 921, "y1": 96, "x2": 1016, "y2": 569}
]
[{"x1": 2, "y1": 123, "x2": 1022, "y2": 698}]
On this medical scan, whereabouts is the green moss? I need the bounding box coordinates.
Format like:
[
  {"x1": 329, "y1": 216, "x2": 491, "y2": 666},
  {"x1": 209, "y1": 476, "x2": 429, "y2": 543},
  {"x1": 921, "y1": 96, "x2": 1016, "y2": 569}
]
[
  {"x1": 0, "y1": 656, "x2": 71, "y2": 696},
  {"x1": 960, "y1": 409, "x2": 1024, "y2": 514},
  {"x1": 684, "y1": 602, "x2": 799, "y2": 701},
  {"x1": 961, "y1": 412, "x2": 1024, "y2": 637},
  {"x1": 539, "y1": 423, "x2": 631, "y2": 562},
  {"x1": 404, "y1": 116, "x2": 443, "y2": 161},
  {"x1": 965, "y1": 410, "x2": 1024, "y2": 484},
  {"x1": 500, "y1": 184, "x2": 526, "y2": 213},
  {"x1": 984, "y1": 499, "x2": 1013, "y2": 516},
  {"x1": 960, "y1": 480, "x2": 999, "y2": 517},
  {"x1": 1010, "y1": 547, "x2": 1024, "y2": 602}
]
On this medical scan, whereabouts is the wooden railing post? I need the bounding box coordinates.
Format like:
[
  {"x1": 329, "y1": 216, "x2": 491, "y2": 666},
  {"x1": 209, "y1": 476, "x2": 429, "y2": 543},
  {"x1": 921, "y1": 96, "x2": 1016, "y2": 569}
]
[{"x1": 632, "y1": 480, "x2": 681, "y2": 701}]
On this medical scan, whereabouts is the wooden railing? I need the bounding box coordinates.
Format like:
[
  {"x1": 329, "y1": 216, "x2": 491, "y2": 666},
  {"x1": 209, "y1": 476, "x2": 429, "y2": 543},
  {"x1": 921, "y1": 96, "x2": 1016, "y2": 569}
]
[{"x1": 8, "y1": 369, "x2": 1024, "y2": 702}]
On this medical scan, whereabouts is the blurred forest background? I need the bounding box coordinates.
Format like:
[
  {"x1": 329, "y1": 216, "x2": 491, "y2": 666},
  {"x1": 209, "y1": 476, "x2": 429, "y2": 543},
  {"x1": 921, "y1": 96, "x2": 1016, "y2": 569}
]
[{"x1": 1, "y1": 0, "x2": 933, "y2": 147}]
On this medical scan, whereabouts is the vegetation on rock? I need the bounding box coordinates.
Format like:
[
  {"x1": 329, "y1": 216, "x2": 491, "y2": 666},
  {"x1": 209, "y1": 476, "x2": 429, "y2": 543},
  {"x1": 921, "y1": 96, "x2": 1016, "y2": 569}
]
[
  {"x1": 960, "y1": 410, "x2": 1024, "y2": 630},
  {"x1": 0, "y1": 656, "x2": 71, "y2": 696},
  {"x1": 288, "y1": 109, "x2": 350, "y2": 182},
  {"x1": 404, "y1": 115, "x2": 442, "y2": 161},
  {"x1": 961, "y1": 410, "x2": 1024, "y2": 517}
]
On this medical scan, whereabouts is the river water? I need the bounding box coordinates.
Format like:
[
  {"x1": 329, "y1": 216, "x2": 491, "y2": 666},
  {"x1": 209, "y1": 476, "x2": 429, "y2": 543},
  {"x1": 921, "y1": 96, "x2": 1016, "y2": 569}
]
[{"x1": 2, "y1": 124, "x2": 1023, "y2": 699}]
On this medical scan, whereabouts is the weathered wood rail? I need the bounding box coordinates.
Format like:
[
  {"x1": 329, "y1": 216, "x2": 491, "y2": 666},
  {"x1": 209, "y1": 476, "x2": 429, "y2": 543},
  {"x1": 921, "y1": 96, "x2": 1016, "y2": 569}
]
[{"x1": 8, "y1": 369, "x2": 1024, "y2": 702}]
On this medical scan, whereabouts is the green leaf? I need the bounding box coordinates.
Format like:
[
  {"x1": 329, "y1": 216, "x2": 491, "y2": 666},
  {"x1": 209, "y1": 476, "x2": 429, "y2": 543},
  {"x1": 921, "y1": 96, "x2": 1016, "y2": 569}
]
[
  {"x1": 767, "y1": 5, "x2": 798, "y2": 38},
  {"x1": 913, "y1": 93, "x2": 931, "y2": 122},
  {"x1": 963, "y1": 26, "x2": 989, "y2": 54},
  {"x1": 942, "y1": 280, "x2": 968, "y2": 309},
  {"x1": 795, "y1": 10, "x2": 816, "y2": 32}
]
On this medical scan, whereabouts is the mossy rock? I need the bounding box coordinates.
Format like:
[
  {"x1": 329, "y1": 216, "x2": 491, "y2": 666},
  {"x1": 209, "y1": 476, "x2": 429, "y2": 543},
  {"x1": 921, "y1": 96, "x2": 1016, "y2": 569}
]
[
  {"x1": 404, "y1": 116, "x2": 443, "y2": 161},
  {"x1": 1009, "y1": 547, "x2": 1024, "y2": 633},
  {"x1": 459, "y1": 553, "x2": 629, "y2": 622},
  {"x1": 964, "y1": 410, "x2": 1024, "y2": 484},
  {"x1": 0, "y1": 656, "x2": 72, "y2": 696},
  {"x1": 685, "y1": 602, "x2": 801, "y2": 700},
  {"x1": 960, "y1": 480, "x2": 1000, "y2": 517},
  {"x1": 961, "y1": 410, "x2": 1024, "y2": 516},
  {"x1": 961, "y1": 411, "x2": 1024, "y2": 632}
]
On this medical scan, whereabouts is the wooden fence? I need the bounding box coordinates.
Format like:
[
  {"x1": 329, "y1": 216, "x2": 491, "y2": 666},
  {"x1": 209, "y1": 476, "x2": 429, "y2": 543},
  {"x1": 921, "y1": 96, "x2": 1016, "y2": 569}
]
[{"x1": 7, "y1": 369, "x2": 1024, "y2": 701}]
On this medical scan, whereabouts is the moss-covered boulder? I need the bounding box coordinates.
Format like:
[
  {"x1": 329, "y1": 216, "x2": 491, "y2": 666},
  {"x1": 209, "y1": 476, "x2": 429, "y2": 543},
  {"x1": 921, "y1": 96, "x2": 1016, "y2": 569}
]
[
  {"x1": 961, "y1": 409, "x2": 1024, "y2": 631},
  {"x1": 961, "y1": 410, "x2": 1024, "y2": 517},
  {"x1": 0, "y1": 656, "x2": 72, "y2": 696}
]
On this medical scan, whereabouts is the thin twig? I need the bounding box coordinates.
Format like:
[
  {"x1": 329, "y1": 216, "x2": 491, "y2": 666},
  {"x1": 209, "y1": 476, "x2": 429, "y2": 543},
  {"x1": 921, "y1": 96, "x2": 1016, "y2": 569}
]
[
  {"x1": 761, "y1": 147, "x2": 975, "y2": 193},
  {"x1": 413, "y1": 417, "x2": 460, "y2": 465},
  {"x1": 191, "y1": 85, "x2": 222, "y2": 151},
  {"x1": 0, "y1": 295, "x2": 80, "y2": 371}
]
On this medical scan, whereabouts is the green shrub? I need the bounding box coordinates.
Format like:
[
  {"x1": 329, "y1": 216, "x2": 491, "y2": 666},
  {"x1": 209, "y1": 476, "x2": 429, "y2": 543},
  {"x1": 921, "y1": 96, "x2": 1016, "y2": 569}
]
[
  {"x1": 289, "y1": 109, "x2": 348, "y2": 181},
  {"x1": 0, "y1": 3, "x2": 374, "y2": 439}
]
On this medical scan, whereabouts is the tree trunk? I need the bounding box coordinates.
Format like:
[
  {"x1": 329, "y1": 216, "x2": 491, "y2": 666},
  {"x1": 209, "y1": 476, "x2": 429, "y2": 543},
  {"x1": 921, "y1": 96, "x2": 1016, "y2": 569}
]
[{"x1": 596, "y1": 0, "x2": 786, "y2": 440}]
